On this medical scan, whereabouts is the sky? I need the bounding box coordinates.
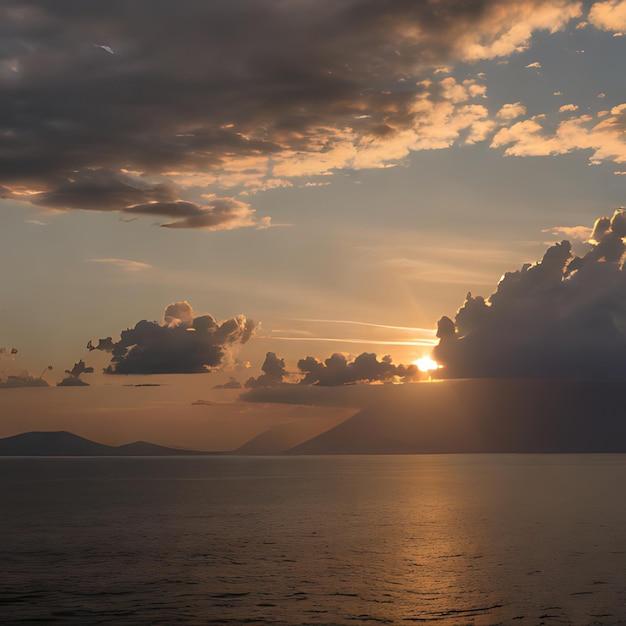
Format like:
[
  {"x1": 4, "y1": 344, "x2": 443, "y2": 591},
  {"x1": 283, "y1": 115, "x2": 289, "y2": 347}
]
[{"x1": 1, "y1": 0, "x2": 626, "y2": 447}]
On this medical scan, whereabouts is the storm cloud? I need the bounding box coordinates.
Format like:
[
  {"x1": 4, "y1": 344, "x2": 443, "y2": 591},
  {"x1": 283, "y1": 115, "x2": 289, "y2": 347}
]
[
  {"x1": 434, "y1": 209, "x2": 626, "y2": 379},
  {"x1": 1, "y1": 1, "x2": 581, "y2": 224},
  {"x1": 90, "y1": 302, "x2": 256, "y2": 374}
]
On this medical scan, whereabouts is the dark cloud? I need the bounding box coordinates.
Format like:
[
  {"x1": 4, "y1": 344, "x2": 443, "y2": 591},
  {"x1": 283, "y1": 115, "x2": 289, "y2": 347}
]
[
  {"x1": 90, "y1": 301, "x2": 257, "y2": 374},
  {"x1": 57, "y1": 359, "x2": 94, "y2": 387},
  {"x1": 245, "y1": 352, "x2": 288, "y2": 388},
  {"x1": 434, "y1": 209, "x2": 626, "y2": 379},
  {"x1": 87, "y1": 337, "x2": 115, "y2": 353},
  {"x1": 214, "y1": 377, "x2": 243, "y2": 390},
  {"x1": 298, "y1": 352, "x2": 420, "y2": 386},
  {"x1": 27, "y1": 171, "x2": 177, "y2": 212},
  {"x1": 20, "y1": 170, "x2": 266, "y2": 230},
  {"x1": 1, "y1": 1, "x2": 579, "y2": 222},
  {"x1": 0, "y1": 373, "x2": 49, "y2": 389},
  {"x1": 242, "y1": 350, "x2": 422, "y2": 388},
  {"x1": 127, "y1": 198, "x2": 267, "y2": 231}
]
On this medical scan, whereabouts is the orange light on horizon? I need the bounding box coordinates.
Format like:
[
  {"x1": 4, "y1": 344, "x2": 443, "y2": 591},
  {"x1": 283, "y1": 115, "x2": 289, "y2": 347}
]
[{"x1": 413, "y1": 356, "x2": 442, "y2": 373}]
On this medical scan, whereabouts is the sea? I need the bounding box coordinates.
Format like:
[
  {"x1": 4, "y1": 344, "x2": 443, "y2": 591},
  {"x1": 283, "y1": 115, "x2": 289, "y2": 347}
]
[{"x1": 2, "y1": 455, "x2": 626, "y2": 625}]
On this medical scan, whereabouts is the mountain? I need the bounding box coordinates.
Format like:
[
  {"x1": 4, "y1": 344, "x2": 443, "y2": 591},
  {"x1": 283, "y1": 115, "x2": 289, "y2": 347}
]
[
  {"x1": 234, "y1": 420, "x2": 336, "y2": 455},
  {"x1": 0, "y1": 431, "x2": 208, "y2": 456},
  {"x1": 287, "y1": 378, "x2": 626, "y2": 454}
]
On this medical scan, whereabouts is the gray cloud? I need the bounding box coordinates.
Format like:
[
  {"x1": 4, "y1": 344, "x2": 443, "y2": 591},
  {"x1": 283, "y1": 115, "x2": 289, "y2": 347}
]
[
  {"x1": 132, "y1": 198, "x2": 267, "y2": 231},
  {"x1": 298, "y1": 351, "x2": 420, "y2": 386},
  {"x1": 0, "y1": 373, "x2": 49, "y2": 389},
  {"x1": 1, "y1": 1, "x2": 580, "y2": 223},
  {"x1": 434, "y1": 209, "x2": 626, "y2": 379},
  {"x1": 57, "y1": 359, "x2": 94, "y2": 387},
  {"x1": 21, "y1": 170, "x2": 267, "y2": 230},
  {"x1": 90, "y1": 301, "x2": 257, "y2": 374},
  {"x1": 245, "y1": 352, "x2": 288, "y2": 388},
  {"x1": 27, "y1": 171, "x2": 177, "y2": 212},
  {"x1": 214, "y1": 377, "x2": 244, "y2": 390}
]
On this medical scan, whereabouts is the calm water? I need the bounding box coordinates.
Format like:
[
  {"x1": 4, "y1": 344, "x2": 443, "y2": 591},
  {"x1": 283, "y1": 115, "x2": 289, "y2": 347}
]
[{"x1": 2, "y1": 455, "x2": 626, "y2": 625}]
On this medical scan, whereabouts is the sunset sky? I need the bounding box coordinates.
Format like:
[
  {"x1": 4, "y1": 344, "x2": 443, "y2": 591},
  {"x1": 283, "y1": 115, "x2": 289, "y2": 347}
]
[{"x1": 1, "y1": 0, "x2": 626, "y2": 447}]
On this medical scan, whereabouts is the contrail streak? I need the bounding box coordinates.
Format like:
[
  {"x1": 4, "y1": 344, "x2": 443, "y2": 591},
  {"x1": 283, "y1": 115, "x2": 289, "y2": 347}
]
[
  {"x1": 288, "y1": 318, "x2": 437, "y2": 335},
  {"x1": 259, "y1": 336, "x2": 438, "y2": 347}
]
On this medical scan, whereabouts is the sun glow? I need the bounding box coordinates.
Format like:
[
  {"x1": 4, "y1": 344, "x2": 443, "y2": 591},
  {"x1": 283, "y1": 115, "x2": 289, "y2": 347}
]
[{"x1": 413, "y1": 356, "x2": 441, "y2": 373}]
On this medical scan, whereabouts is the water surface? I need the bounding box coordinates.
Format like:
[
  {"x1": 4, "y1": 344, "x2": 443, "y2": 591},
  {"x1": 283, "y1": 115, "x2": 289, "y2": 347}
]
[{"x1": 1, "y1": 455, "x2": 625, "y2": 624}]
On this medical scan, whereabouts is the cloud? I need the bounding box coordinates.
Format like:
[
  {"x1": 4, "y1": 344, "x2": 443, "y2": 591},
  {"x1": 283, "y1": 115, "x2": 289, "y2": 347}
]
[
  {"x1": 0, "y1": 353, "x2": 50, "y2": 388},
  {"x1": 86, "y1": 258, "x2": 152, "y2": 272},
  {"x1": 245, "y1": 352, "x2": 288, "y2": 388},
  {"x1": 589, "y1": 0, "x2": 626, "y2": 32},
  {"x1": 0, "y1": 0, "x2": 582, "y2": 222},
  {"x1": 213, "y1": 377, "x2": 243, "y2": 390},
  {"x1": 0, "y1": 373, "x2": 49, "y2": 389},
  {"x1": 90, "y1": 301, "x2": 257, "y2": 374},
  {"x1": 298, "y1": 352, "x2": 420, "y2": 386},
  {"x1": 263, "y1": 317, "x2": 438, "y2": 349},
  {"x1": 16, "y1": 169, "x2": 269, "y2": 230},
  {"x1": 542, "y1": 225, "x2": 592, "y2": 240},
  {"x1": 132, "y1": 198, "x2": 269, "y2": 231},
  {"x1": 57, "y1": 359, "x2": 94, "y2": 387},
  {"x1": 525, "y1": 61, "x2": 542, "y2": 68},
  {"x1": 558, "y1": 103, "x2": 579, "y2": 113},
  {"x1": 491, "y1": 106, "x2": 626, "y2": 164},
  {"x1": 240, "y1": 348, "x2": 426, "y2": 388},
  {"x1": 496, "y1": 102, "x2": 527, "y2": 120},
  {"x1": 433, "y1": 209, "x2": 626, "y2": 378}
]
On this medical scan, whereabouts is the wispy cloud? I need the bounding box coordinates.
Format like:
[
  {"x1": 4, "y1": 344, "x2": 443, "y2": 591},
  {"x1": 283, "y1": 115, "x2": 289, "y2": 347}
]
[
  {"x1": 266, "y1": 317, "x2": 439, "y2": 348},
  {"x1": 289, "y1": 318, "x2": 437, "y2": 335},
  {"x1": 260, "y1": 336, "x2": 439, "y2": 347},
  {"x1": 85, "y1": 258, "x2": 152, "y2": 272},
  {"x1": 541, "y1": 225, "x2": 592, "y2": 240}
]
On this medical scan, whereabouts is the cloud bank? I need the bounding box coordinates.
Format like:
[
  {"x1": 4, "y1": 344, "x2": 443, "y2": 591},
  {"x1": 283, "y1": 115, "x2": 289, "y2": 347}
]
[
  {"x1": 90, "y1": 302, "x2": 256, "y2": 374},
  {"x1": 0, "y1": 373, "x2": 48, "y2": 389},
  {"x1": 434, "y1": 209, "x2": 626, "y2": 379}
]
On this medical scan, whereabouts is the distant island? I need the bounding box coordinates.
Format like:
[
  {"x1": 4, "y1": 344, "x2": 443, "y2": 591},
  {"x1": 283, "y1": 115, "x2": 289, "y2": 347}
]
[{"x1": 0, "y1": 431, "x2": 210, "y2": 456}]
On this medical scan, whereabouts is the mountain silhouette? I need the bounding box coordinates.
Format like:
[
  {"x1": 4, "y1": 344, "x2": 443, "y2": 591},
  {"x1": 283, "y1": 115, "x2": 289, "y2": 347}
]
[
  {"x1": 287, "y1": 379, "x2": 626, "y2": 454},
  {"x1": 0, "y1": 431, "x2": 207, "y2": 456}
]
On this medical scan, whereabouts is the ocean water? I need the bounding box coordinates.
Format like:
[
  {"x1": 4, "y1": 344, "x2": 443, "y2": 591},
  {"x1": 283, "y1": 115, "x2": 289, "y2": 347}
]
[{"x1": 2, "y1": 455, "x2": 626, "y2": 625}]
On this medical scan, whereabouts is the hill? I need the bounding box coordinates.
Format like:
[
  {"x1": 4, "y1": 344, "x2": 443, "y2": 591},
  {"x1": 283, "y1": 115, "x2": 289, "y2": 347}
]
[
  {"x1": 0, "y1": 431, "x2": 208, "y2": 456},
  {"x1": 287, "y1": 378, "x2": 626, "y2": 454}
]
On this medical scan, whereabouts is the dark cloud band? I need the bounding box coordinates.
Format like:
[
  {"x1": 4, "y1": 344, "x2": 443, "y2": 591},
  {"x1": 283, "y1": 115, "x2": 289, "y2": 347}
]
[{"x1": 1, "y1": 0, "x2": 581, "y2": 226}]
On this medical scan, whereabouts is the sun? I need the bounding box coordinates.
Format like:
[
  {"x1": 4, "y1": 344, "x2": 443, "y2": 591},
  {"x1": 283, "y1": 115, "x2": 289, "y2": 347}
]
[{"x1": 413, "y1": 356, "x2": 441, "y2": 373}]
